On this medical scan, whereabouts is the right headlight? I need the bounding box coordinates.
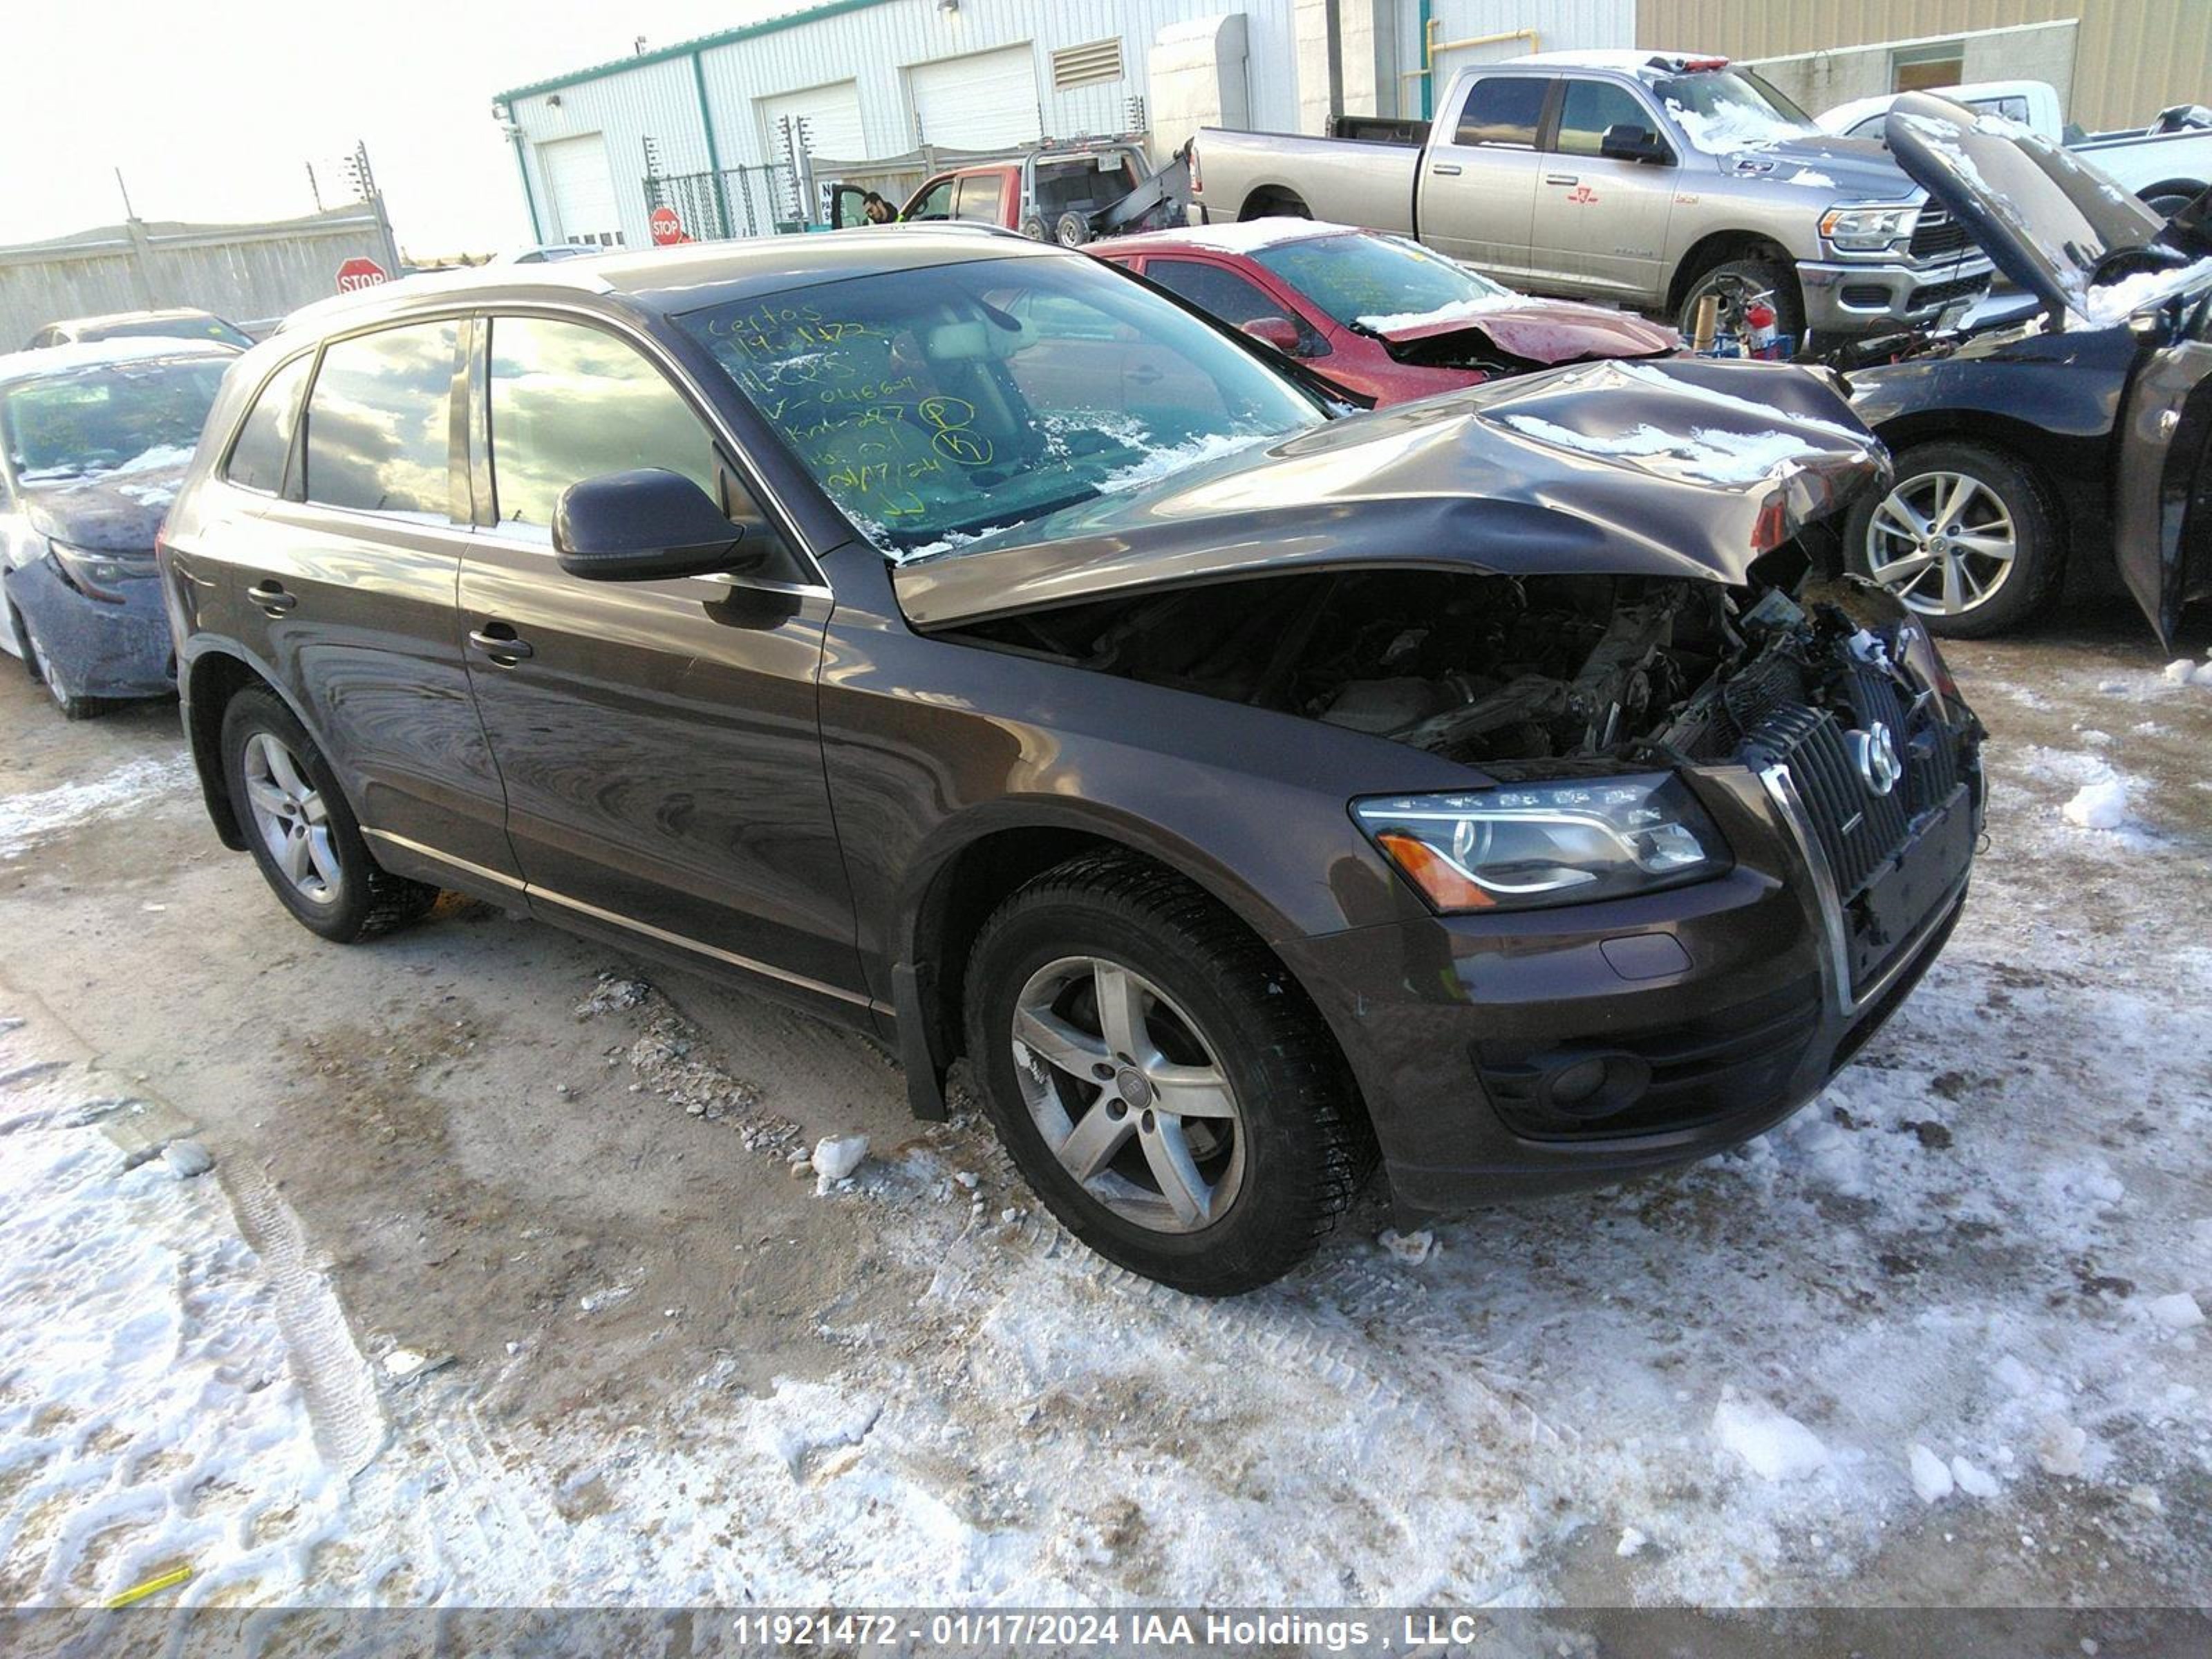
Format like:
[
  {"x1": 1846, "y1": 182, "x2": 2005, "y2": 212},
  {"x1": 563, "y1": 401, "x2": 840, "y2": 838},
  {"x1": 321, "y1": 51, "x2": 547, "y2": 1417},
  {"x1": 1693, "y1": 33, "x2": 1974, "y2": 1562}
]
[
  {"x1": 1353, "y1": 774, "x2": 1730, "y2": 914},
  {"x1": 1820, "y1": 201, "x2": 1921, "y2": 253}
]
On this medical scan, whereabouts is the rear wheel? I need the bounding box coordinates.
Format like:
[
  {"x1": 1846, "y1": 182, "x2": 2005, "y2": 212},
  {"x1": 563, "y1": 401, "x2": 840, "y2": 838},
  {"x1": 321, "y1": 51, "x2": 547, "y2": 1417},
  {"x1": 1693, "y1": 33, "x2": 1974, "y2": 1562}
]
[
  {"x1": 1020, "y1": 212, "x2": 1051, "y2": 241},
  {"x1": 1842, "y1": 440, "x2": 2060, "y2": 637},
  {"x1": 963, "y1": 851, "x2": 1370, "y2": 1294},
  {"x1": 220, "y1": 686, "x2": 439, "y2": 941},
  {"x1": 1676, "y1": 254, "x2": 1803, "y2": 348}
]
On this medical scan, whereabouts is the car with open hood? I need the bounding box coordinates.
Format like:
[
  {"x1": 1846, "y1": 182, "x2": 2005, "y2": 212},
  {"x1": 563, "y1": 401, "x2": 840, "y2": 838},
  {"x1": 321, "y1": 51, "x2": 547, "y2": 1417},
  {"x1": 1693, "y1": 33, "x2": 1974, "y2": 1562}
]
[
  {"x1": 1835, "y1": 92, "x2": 2212, "y2": 641},
  {"x1": 1, "y1": 337, "x2": 237, "y2": 716},
  {"x1": 157, "y1": 230, "x2": 1983, "y2": 1293},
  {"x1": 1092, "y1": 220, "x2": 1678, "y2": 406}
]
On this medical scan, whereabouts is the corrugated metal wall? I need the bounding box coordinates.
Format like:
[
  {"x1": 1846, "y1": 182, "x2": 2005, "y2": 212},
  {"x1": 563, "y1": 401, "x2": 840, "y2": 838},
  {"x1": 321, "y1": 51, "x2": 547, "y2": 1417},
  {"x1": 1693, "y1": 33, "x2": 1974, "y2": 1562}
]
[
  {"x1": 505, "y1": 0, "x2": 1303, "y2": 250},
  {"x1": 1378, "y1": 0, "x2": 1634, "y2": 122},
  {"x1": 1635, "y1": 0, "x2": 2212, "y2": 131}
]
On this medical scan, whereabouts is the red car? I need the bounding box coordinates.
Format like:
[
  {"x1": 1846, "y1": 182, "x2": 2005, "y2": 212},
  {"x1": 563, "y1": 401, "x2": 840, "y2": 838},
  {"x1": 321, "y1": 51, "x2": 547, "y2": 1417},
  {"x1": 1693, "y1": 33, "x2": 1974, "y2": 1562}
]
[{"x1": 1096, "y1": 221, "x2": 1678, "y2": 405}]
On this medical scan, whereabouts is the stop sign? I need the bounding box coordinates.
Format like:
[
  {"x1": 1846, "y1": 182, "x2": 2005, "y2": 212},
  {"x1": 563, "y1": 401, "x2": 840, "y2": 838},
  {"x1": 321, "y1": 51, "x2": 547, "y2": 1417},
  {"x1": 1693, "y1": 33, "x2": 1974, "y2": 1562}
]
[
  {"x1": 649, "y1": 205, "x2": 684, "y2": 246},
  {"x1": 335, "y1": 256, "x2": 388, "y2": 293}
]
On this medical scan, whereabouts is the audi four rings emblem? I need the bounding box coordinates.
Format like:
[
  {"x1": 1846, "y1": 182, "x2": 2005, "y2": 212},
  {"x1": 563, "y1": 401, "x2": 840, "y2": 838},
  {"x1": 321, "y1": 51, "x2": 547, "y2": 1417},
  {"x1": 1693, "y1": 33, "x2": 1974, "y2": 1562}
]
[{"x1": 1850, "y1": 722, "x2": 1902, "y2": 797}]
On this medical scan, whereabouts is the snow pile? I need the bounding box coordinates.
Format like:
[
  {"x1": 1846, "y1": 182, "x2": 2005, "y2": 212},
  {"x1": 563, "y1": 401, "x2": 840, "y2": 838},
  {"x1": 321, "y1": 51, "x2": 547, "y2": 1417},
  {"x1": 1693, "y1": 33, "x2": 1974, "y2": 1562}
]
[
  {"x1": 1501, "y1": 413, "x2": 1818, "y2": 485},
  {"x1": 2162, "y1": 655, "x2": 2212, "y2": 687},
  {"x1": 2083, "y1": 256, "x2": 2212, "y2": 326},
  {"x1": 0, "y1": 754, "x2": 197, "y2": 858},
  {"x1": 1169, "y1": 217, "x2": 1351, "y2": 254},
  {"x1": 2061, "y1": 777, "x2": 2130, "y2": 830},
  {"x1": 1356, "y1": 292, "x2": 1519, "y2": 332},
  {"x1": 812, "y1": 1132, "x2": 869, "y2": 1191},
  {"x1": 1907, "y1": 1443, "x2": 1953, "y2": 1503},
  {"x1": 1783, "y1": 168, "x2": 1837, "y2": 187},
  {"x1": 1666, "y1": 99, "x2": 1810, "y2": 156},
  {"x1": 1711, "y1": 1396, "x2": 1829, "y2": 1481},
  {"x1": 2144, "y1": 1291, "x2": 2204, "y2": 1329}
]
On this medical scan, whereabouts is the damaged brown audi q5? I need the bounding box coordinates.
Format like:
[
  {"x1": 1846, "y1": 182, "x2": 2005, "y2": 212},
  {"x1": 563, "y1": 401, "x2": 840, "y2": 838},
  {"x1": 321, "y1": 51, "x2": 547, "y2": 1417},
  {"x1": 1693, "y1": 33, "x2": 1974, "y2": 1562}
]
[{"x1": 162, "y1": 229, "x2": 1983, "y2": 1293}]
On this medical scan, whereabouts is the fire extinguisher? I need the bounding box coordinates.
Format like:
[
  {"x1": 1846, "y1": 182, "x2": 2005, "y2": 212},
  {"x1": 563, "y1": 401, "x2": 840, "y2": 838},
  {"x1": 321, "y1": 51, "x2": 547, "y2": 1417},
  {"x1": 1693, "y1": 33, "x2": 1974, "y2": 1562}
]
[{"x1": 1745, "y1": 297, "x2": 1779, "y2": 359}]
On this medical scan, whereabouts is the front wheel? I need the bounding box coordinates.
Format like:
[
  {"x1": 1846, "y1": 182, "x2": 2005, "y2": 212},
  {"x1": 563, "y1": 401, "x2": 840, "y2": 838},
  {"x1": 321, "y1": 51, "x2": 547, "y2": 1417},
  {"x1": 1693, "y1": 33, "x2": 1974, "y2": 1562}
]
[
  {"x1": 221, "y1": 686, "x2": 440, "y2": 941},
  {"x1": 1842, "y1": 440, "x2": 2060, "y2": 637},
  {"x1": 963, "y1": 852, "x2": 1371, "y2": 1294},
  {"x1": 1676, "y1": 255, "x2": 1803, "y2": 347},
  {"x1": 18, "y1": 610, "x2": 101, "y2": 721}
]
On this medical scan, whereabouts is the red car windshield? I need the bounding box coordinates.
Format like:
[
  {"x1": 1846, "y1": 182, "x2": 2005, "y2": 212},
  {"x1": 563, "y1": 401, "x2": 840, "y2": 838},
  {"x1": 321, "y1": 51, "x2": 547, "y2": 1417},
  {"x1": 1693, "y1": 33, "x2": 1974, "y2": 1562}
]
[{"x1": 1254, "y1": 233, "x2": 1517, "y2": 332}]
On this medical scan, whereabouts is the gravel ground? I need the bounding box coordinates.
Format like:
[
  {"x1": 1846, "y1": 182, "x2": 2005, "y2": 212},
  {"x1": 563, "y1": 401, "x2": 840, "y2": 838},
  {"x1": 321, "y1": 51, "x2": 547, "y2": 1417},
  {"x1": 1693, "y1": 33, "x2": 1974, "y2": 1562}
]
[{"x1": 0, "y1": 596, "x2": 2206, "y2": 1616}]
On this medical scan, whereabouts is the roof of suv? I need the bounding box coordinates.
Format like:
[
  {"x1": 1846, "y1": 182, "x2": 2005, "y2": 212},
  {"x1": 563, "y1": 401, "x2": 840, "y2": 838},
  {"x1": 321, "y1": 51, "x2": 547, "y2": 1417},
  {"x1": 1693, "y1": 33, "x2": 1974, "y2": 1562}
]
[
  {"x1": 0, "y1": 336, "x2": 240, "y2": 387},
  {"x1": 279, "y1": 225, "x2": 1057, "y2": 337}
]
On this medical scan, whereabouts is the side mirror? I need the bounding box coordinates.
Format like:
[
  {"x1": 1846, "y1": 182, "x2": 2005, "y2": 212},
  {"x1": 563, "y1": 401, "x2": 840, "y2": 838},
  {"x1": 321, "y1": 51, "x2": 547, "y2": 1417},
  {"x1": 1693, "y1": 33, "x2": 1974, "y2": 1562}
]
[
  {"x1": 1241, "y1": 315, "x2": 1304, "y2": 353},
  {"x1": 553, "y1": 468, "x2": 765, "y2": 583},
  {"x1": 1599, "y1": 122, "x2": 1670, "y2": 165}
]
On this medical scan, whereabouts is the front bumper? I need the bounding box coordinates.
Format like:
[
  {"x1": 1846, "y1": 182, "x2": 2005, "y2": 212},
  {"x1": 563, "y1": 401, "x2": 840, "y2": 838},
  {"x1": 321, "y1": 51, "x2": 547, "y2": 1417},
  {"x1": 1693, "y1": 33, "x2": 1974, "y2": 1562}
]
[
  {"x1": 2, "y1": 559, "x2": 175, "y2": 700},
  {"x1": 1277, "y1": 763, "x2": 1976, "y2": 1215},
  {"x1": 1797, "y1": 255, "x2": 1994, "y2": 335}
]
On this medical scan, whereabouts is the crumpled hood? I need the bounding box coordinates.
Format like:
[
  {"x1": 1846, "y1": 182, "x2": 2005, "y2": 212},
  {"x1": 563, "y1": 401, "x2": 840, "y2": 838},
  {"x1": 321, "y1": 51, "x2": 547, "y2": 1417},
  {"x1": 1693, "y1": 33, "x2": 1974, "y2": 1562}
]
[
  {"x1": 21, "y1": 461, "x2": 188, "y2": 554},
  {"x1": 1377, "y1": 299, "x2": 1678, "y2": 365},
  {"x1": 893, "y1": 357, "x2": 1884, "y2": 630}
]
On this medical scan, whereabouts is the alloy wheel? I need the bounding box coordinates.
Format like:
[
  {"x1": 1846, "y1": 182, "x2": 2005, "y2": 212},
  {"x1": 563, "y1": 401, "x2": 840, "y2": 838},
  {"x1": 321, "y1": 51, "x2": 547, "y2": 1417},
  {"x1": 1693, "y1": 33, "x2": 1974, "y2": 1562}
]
[
  {"x1": 241, "y1": 731, "x2": 343, "y2": 904},
  {"x1": 1010, "y1": 955, "x2": 1246, "y2": 1233},
  {"x1": 1866, "y1": 470, "x2": 2018, "y2": 617}
]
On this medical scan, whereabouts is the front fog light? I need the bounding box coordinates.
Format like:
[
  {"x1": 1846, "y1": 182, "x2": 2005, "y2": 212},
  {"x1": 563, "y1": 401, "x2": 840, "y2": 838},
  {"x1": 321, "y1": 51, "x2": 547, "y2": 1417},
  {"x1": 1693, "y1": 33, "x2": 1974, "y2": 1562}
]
[{"x1": 1353, "y1": 773, "x2": 1730, "y2": 914}]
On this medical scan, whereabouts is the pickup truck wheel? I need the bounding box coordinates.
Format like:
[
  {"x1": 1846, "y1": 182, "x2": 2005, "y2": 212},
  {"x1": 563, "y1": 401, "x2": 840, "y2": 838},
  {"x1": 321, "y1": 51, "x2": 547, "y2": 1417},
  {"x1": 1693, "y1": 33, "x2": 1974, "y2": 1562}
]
[
  {"x1": 1843, "y1": 441, "x2": 2059, "y2": 638},
  {"x1": 221, "y1": 686, "x2": 440, "y2": 942},
  {"x1": 964, "y1": 851, "x2": 1370, "y2": 1295},
  {"x1": 1678, "y1": 256, "x2": 1802, "y2": 347},
  {"x1": 1053, "y1": 211, "x2": 1093, "y2": 247}
]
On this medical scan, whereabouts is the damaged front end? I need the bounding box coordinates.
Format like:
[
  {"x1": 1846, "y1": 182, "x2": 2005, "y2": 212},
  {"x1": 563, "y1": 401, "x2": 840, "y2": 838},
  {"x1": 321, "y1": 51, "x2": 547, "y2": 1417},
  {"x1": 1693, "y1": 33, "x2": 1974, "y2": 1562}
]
[{"x1": 911, "y1": 356, "x2": 1983, "y2": 1060}]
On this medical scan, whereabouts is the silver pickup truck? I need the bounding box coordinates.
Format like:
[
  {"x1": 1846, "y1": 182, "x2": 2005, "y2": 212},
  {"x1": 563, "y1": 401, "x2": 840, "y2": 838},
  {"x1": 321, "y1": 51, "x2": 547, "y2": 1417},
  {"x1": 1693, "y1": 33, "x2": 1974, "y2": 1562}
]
[{"x1": 1188, "y1": 51, "x2": 1997, "y2": 345}]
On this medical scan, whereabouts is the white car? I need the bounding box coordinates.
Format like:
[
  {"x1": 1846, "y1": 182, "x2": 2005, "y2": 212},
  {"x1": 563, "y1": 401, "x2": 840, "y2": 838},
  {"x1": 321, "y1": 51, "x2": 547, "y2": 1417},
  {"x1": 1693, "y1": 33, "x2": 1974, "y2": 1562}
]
[{"x1": 1819, "y1": 79, "x2": 2212, "y2": 216}]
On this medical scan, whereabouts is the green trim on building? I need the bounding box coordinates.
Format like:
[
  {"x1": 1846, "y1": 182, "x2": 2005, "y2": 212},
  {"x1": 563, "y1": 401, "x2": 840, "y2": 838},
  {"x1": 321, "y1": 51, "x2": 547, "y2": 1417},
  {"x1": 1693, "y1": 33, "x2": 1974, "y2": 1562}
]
[
  {"x1": 691, "y1": 51, "x2": 735, "y2": 237},
  {"x1": 500, "y1": 104, "x2": 544, "y2": 243},
  {"x1": 492, "y1": 0, "x2": 898, "y2": 104}
]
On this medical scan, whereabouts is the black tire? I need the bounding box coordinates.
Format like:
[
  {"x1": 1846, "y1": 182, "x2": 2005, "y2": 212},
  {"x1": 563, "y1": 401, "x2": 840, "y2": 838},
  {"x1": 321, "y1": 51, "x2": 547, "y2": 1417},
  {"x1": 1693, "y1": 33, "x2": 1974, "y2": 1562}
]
[
  {"x1": 17, "y1": 609, "x2": 102, "y2": 721},
  {"x1": 2141, "y1": 187, "x2": 2202, "y2": 220},
  {"x1": 219, "y1": 686, "x2": 439, "y2": 942},
  {"x1": 963, "y1": 850, "x2": 1371, "y2": 1295},
  {"x1": 1677, "y1": 254, "x2": 1803, "y2": 347},
  {"x1": 1052, "y1": 210, "x2": 1093, "y2": 247},
  {"x1": 1019, "y1": 213, "x2": 1051, "y2": 242},
  {"x1": 1841, "y1": 440, "x2": 2061, "y2": 639}
]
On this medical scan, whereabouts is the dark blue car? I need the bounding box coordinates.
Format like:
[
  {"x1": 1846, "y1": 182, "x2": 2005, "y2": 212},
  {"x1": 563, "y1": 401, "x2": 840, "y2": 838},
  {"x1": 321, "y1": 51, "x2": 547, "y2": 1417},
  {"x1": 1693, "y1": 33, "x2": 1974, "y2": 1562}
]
[{"x1": 0, "y1": 338, "x2": 235, "y2": 717}]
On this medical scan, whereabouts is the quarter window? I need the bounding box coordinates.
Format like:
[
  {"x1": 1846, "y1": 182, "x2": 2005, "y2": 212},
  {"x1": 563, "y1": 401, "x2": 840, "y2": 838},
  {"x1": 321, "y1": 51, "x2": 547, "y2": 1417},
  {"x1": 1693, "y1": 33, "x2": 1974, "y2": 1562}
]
[
  {"x1": 302, "y1": 321, "x2": 459, "y2": 518},
  {"x1": 486, "y1": 315, "x2": 721, "y2": 531},
  {"x1": 1454, "y1": 77, "x2": 1549, "y2": 149},
  {"x1": 1555, "y1": 80, "x2": 1658, "y2": 156},
  {"x1": 225, "y1": 354, "x2": 312, "y2": 494}
]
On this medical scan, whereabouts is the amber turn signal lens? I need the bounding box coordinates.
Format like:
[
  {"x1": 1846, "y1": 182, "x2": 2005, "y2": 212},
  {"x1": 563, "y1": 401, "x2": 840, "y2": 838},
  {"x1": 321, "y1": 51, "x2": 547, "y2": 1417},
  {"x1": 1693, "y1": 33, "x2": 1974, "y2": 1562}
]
[{"x1": 1375, "y1": 832, "x2": 1496, "y2": 910}]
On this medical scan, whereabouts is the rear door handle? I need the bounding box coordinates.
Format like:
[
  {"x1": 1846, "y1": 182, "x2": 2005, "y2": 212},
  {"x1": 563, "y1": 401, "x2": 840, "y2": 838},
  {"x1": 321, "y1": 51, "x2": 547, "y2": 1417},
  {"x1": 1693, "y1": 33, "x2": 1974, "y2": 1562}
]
[
  {"x1": 1544, "y1": 173, "x2": 1580, "y2": 185},
  {"x1": 1431, "y1": 162, "x2": 1463, "y2": 176},
  {"x1": 468, "y1": 623, "x2": 534, "y2": 664},
  {"x1": 247, "y1": 580, "x2": 297, "y2": 615}
]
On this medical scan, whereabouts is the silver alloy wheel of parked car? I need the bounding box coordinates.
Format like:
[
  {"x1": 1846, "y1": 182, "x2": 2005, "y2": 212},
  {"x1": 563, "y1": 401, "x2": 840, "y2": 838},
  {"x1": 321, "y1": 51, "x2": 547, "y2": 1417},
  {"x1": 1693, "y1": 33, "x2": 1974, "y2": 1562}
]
[
  {"x1": 241, "y1": 731, "x2": 343, "y2": 905},
  {"x1": 1011, "y1": 955, "x2": 1246, "y2": 1233},
  {"x1": 1864, "y1": 469, "x2": 2018, "y2": 617}
]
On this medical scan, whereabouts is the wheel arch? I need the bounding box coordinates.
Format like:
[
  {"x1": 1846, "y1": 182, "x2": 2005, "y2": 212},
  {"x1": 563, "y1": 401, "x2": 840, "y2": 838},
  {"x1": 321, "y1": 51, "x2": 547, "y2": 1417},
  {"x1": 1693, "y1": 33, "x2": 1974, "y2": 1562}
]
[
  {"x1": 1237, "y1": 185, "x2": 1311, "y2": 221},
  {"x1": 180, "y1": 644, "x2": 317, "y2": 852},
  {"x1": 891, "y1": 808, "x2": 1355, "y2": 1127},
  {"x1": 1667, "y1": 230, "x2": 1799, "y2": 315}
]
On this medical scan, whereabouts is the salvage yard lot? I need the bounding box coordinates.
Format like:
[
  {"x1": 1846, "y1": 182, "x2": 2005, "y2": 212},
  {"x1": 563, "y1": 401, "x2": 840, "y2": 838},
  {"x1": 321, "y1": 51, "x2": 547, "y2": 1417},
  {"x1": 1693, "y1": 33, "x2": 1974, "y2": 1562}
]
[{"x1": 1, "y1": 599, "x2": 2208, "y2": 1609}]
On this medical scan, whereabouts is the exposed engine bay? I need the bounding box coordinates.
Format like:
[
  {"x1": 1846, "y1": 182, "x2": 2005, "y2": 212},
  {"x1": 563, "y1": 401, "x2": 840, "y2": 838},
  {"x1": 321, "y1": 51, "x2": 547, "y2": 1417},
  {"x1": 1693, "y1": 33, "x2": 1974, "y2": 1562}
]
[{"x1": 949, "y1": 557, "x2": 1961, "y2": 775}]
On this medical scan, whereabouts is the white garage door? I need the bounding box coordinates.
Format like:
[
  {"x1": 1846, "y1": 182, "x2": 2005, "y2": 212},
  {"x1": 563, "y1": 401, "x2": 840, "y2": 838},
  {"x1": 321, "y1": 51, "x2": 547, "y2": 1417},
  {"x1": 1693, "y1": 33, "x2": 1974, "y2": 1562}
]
[
  {"x1": 759, "y1": 80, "x2": 866, "y2": 164},
  {"x1": 908, "y1": 44, "x2": 1042, "y2": 149},
  {"x1": 541, "y1": 133, "x2": 621, "y2": 245}
]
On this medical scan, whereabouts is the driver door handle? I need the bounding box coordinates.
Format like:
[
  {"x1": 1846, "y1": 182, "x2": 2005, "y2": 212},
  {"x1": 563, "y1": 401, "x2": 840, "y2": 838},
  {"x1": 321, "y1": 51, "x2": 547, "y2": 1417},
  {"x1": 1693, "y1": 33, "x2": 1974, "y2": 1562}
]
[
  {"x1": 1431, "y1": 162, "x2": 1463, "y2": 176},
  {"x1": 468, "y1": 622, "x2": 534, "y2": 664},
  {"x1": 1545, "y1": 173, "x2": 1580, "y2": 185},
  {"x1": 247, "y1": 580, "x2": 297, "y2": 615}
]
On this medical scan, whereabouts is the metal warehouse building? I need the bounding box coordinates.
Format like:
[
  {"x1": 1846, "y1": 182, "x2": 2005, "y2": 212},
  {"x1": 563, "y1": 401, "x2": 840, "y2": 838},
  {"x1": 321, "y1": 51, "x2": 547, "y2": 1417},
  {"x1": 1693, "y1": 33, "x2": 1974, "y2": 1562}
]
[
  {"x1": 494, "y1": 0, "x2": 2212, "y2": 249},
  {"x1": 489, "y1": 1, "x2": 1640, "y2": 249}
]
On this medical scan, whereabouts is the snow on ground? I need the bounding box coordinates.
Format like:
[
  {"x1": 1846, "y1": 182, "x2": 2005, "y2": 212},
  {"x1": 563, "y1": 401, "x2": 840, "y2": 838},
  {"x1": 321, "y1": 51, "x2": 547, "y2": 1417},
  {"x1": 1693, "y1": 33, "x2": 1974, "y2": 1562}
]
[
  {"x1": 0, "y1": 755, "x2": 196, "y2": 859},
  {"x1": 0, "y1": 635, "x2": 2208, "y2": 1610}
]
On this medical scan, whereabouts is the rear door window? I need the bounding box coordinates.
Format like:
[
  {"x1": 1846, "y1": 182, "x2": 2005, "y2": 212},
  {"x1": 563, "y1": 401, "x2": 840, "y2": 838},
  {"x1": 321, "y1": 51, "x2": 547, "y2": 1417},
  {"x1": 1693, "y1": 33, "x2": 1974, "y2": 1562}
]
[
  {"x1": 225, "y1": 354, "x2": 312, "y2": 495},
  {"x1": 1454, "y1": 76, "x2": 1550, "y2": 148},
  {"x1": 953, "y1": 174, "x2": 1007, "y2": 223},
  {"x1": 302, "y1": 321, "x2": 460, "y2": 519},
  {"x1": 1554, "y1": 79, "x2": 1659, "y2": 156},
  {"x1": 485, "y1": 315, "x2": 721, "y2": 532}
]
